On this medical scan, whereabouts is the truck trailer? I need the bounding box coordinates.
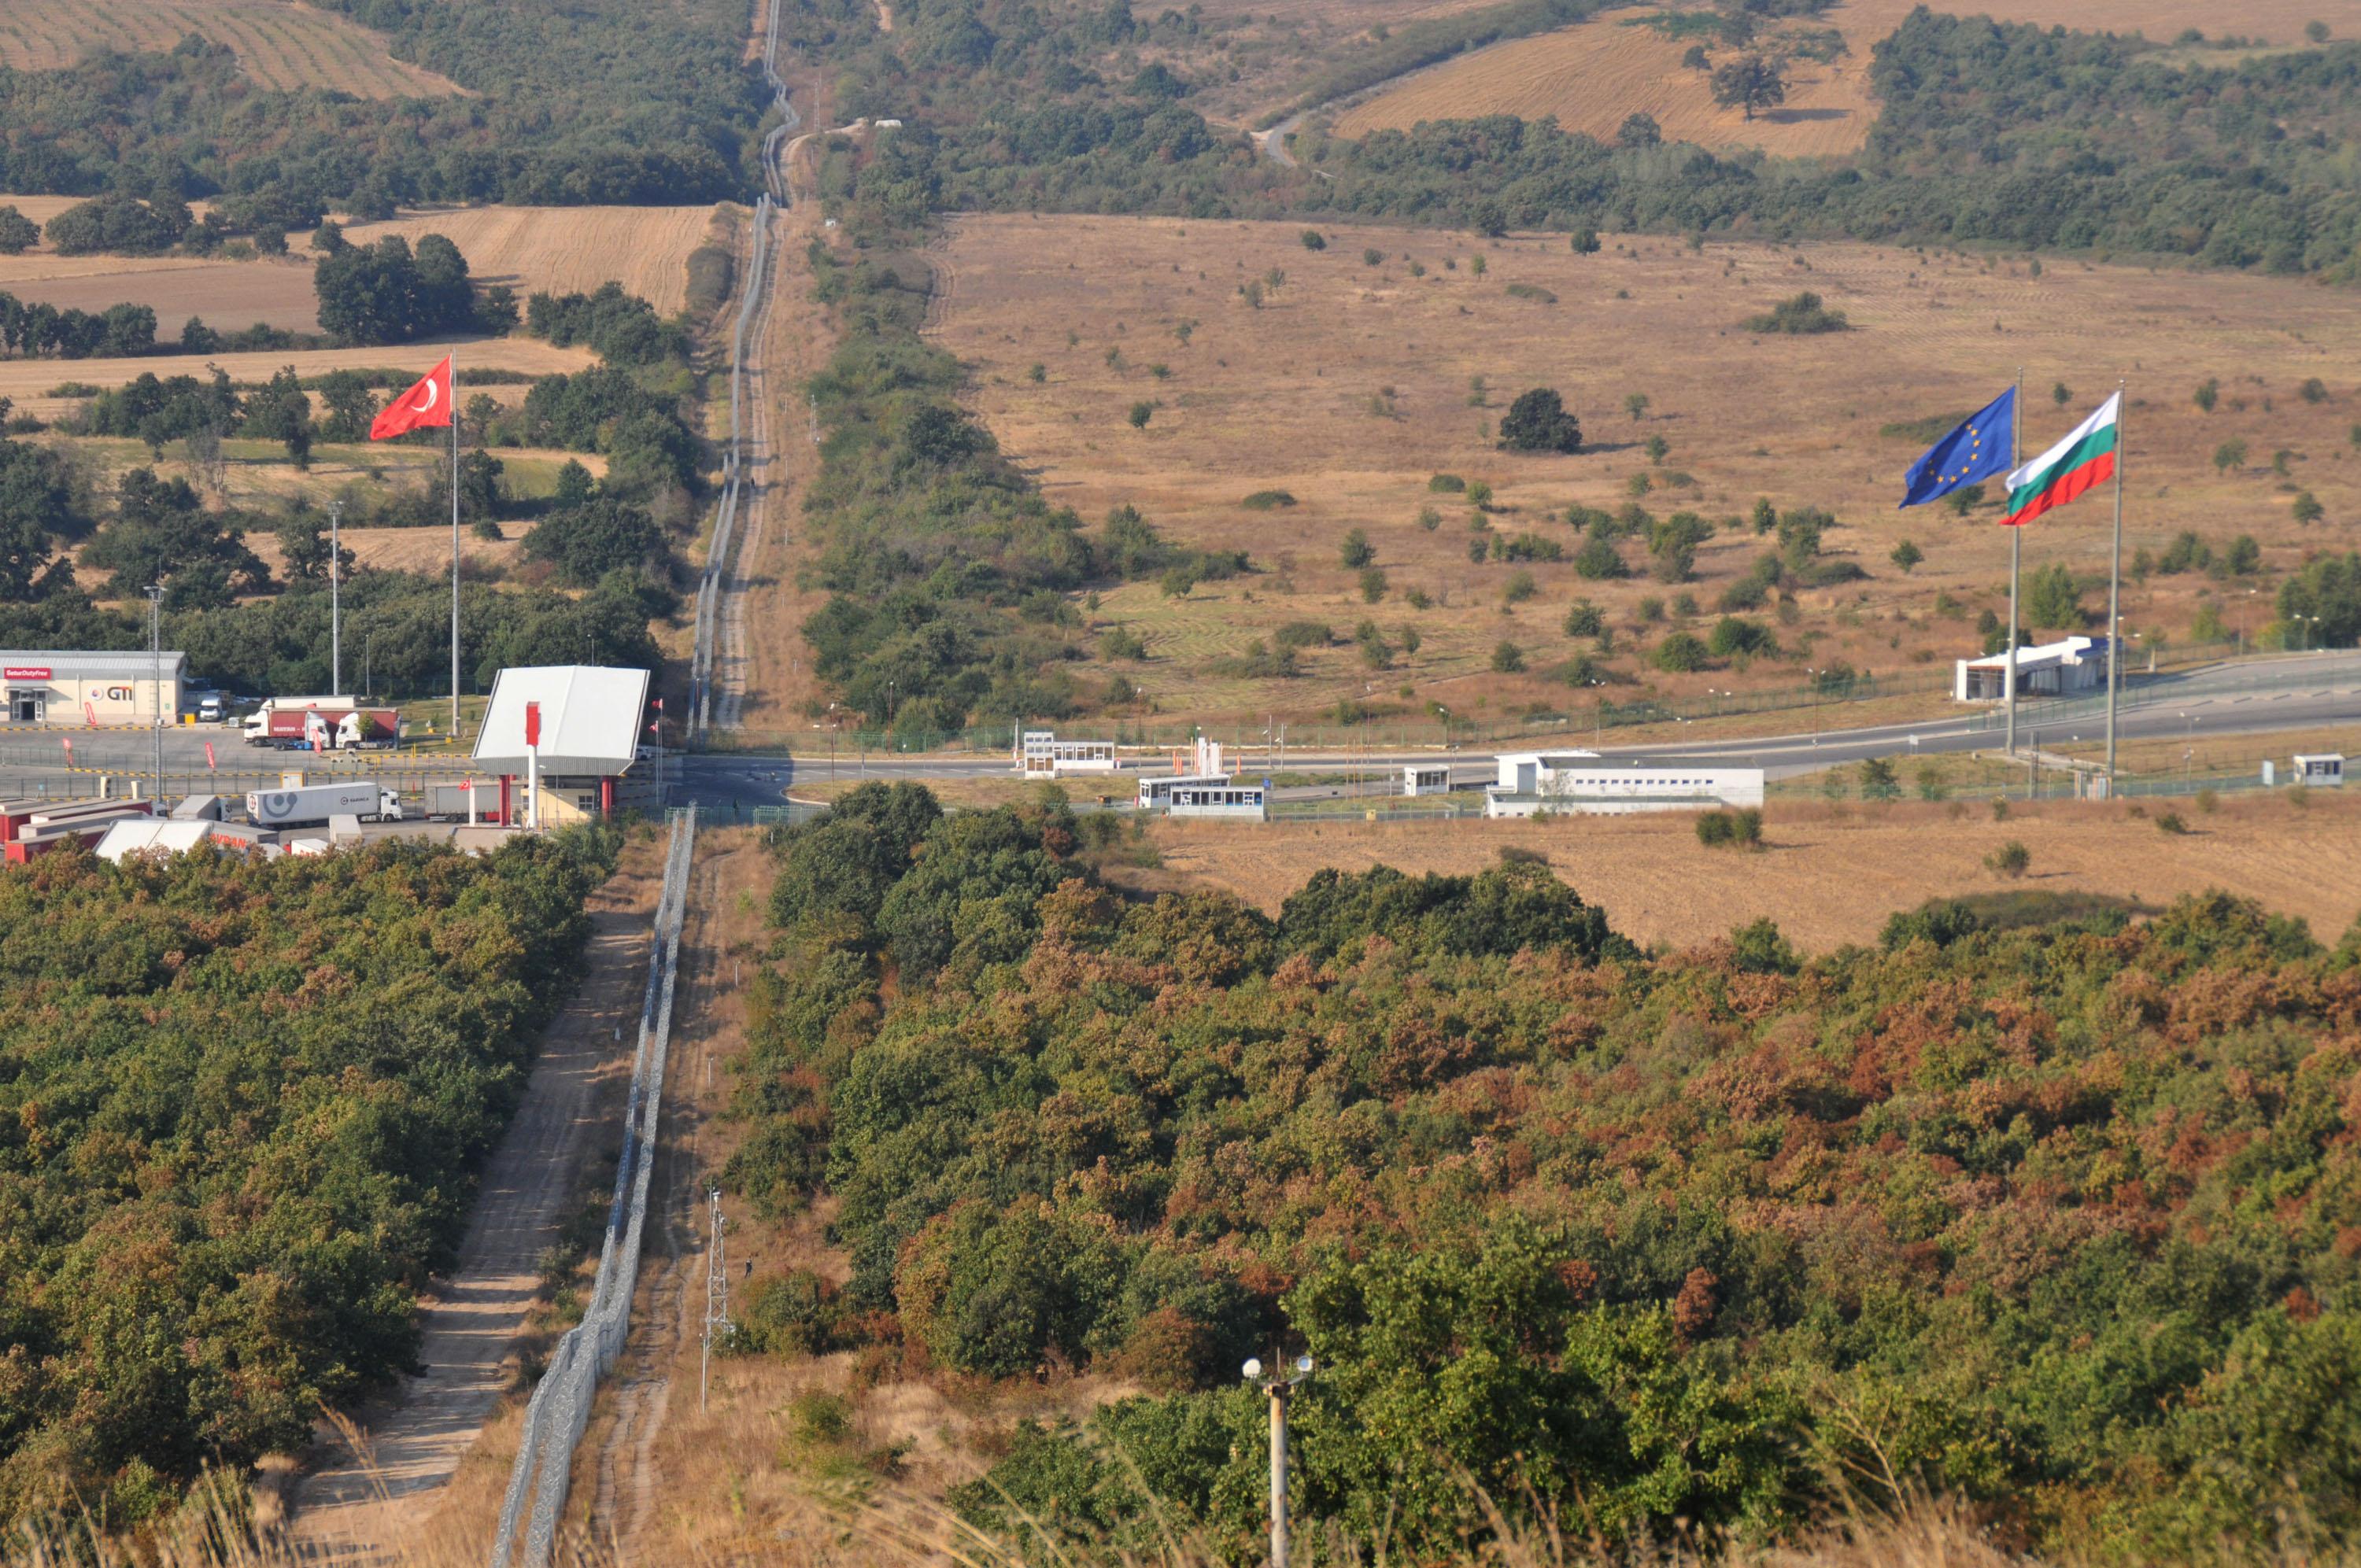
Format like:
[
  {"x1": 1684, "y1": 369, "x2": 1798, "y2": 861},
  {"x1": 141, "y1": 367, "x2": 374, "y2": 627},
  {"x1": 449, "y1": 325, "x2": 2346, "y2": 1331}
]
[
  {"x1": 245, "y1": 782, "x2": 403, "y2": 829},
  {"x1": 423, "y1": 781, "x2": 501, "y2": 821},
  {"x1": 242, "y1": 700, "x2": 399, "y2": 750}
]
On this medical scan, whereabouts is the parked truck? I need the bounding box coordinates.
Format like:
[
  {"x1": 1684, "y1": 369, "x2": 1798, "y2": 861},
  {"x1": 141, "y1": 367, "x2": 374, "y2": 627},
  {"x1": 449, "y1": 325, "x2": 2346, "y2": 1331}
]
[
  {"x1": 245, "y1": 783, "x2": 403, "y2": 829},
  {"x1": 242, "y1": 699, "x2": 400, "y2": 750},
  {"x1": 423, "y1": 781, "x2": 501, "y2": 821}
]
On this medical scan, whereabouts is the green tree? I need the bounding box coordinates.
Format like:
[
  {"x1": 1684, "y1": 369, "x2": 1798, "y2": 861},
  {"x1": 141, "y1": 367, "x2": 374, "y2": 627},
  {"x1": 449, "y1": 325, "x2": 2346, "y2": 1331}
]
[
  {"x1": 2194, "y1": 378, "x2": 2219, "y2": 412},
  {"x1": 1491, "y1": 640, "x2": 1525, "y2": 672},
  {"x1": 1890, "y1": 539, "x2": 1923, "y2": 574},
  {"x1": 1339, "y1": 528, "x2": 1374, "y2": 568},
  {"x1": 1710, "y1": 53, "x2": 1786, "y2": 120},
  {"x1": 241, "y1": 364, "x2": 315, "y2": 467},
  {"x1": 2212, "y1": 439, "x2": 2248, "y2": 474},
  {"x1": 1652, "y1": 631, "x2": 1709, "y2": 672},
  {"x1": 2293, "y1": 491, "x2": 2325, "y2": 525},
  {"x1": 1128, "y1": 400, "x2": 1154, "y2": 429},
  {"x1": 1859, "y1": 757, "x2": 1901, "y2": 801},
  {"x1": 0, "y1": 206, "x2": 37, "y2": 255},
  {"x1": 2023, "y1": 561, "x2": 2083, "y2": 629},
  {"x1": 1498, "y1": 388, "x2": 1583, "y2": 453},
  {"x1": 1625, "y1": 392, "x2": 1651, "y2": 421}
]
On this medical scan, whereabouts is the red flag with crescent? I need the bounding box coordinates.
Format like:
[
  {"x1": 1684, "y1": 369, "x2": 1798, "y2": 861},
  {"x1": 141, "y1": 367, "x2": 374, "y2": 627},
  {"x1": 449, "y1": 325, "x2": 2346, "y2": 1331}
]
[{"x1": 370, "y1": 356, "x2": 454, "y2": 440}]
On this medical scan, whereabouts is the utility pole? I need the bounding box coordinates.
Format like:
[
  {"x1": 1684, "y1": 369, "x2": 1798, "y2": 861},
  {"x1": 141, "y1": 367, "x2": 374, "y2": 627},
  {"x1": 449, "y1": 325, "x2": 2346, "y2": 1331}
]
[
  {"x1": 1243, "y1": 1354, "x2": 1315, "y2": 1568},
  {"x1": 146, "y1": 585, "x2": 164, "y2": 803},
  {"x1": 330, "y1": 500, "x2": 343, "y2": 698},
  {"x1": 701, "y1": 1186, "x2": 732, "y2": 1412}
]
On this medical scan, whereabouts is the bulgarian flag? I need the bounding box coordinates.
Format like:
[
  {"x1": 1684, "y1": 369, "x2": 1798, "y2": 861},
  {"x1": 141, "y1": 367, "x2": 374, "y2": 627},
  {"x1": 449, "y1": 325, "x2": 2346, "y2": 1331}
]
[{"x1": 2004, "y1": 392, "x2": 2120, "y2": 526}]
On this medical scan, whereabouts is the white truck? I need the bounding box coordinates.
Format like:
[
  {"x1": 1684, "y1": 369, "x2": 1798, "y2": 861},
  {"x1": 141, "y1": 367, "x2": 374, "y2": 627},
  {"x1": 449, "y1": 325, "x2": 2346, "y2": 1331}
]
[{"x1": 246, "y1": 782, "x2": 404, "y2": 830}]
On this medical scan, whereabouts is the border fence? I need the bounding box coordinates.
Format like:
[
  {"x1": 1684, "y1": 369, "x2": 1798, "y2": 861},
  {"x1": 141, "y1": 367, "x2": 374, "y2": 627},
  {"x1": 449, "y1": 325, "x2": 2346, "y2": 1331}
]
[
  {"x1": 689, "y1": 0, "x2": 796, "y2": 738},
  {"x1": 489, "y1": 806, "x2": 698, "y2": 1568}
]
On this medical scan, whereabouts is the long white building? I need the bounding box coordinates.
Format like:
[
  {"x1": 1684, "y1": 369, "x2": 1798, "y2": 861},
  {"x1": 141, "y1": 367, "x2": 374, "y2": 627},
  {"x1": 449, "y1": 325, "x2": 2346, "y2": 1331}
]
[{"x1": 1485, "y1": 751, "x2": 1766, "y2": 817}]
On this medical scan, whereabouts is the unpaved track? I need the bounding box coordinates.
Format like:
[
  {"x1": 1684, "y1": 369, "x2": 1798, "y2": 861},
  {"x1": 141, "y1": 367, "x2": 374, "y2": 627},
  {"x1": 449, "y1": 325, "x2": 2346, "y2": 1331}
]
[
  {"x1": 583, "y1": 845, "x2": 745, "y2": 1551},
  {"x1": 291, "y1": 887, "x2": 654, "y2": 1549}
]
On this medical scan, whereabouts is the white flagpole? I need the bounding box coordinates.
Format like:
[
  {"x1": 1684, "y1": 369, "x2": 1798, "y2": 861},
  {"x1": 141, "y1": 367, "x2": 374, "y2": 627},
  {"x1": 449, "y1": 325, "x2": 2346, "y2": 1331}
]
[
  {"x1": 450, "y1": 356, "x2": 462, "y2": 742},
  {"x1": 2006, "y1": 368, "x2": 2021, "y2": 757},
  {"x1": 2106, "y1": 377, "x2": 2125, "y2": 784}
]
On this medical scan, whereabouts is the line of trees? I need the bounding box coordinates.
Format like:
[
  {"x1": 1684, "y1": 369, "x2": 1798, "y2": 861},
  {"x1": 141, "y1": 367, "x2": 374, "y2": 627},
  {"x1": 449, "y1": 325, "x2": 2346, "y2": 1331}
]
[{"x1": 0, "y1": 294, "x2": 157, "y2": 360}]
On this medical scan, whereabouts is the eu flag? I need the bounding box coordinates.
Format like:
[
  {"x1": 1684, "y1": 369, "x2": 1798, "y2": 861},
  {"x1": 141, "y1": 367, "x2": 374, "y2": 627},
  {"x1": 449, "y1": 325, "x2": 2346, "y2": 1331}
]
[{"x1": 1897, "y1": 387, "x2": 2017, "y2": 509}]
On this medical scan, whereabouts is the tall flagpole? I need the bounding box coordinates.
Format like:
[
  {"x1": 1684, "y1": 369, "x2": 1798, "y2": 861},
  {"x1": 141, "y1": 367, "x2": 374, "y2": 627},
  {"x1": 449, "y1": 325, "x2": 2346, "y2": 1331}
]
[
  {"x1": 451, "y1": 358, "x2": 463, "y2": 741},
  {"x1": 2006, "y1": 367, "x2": 2022, "y2": 757},
  {"x1": 2105, "y1": 378, "x2": 2125, "y2": 784}
]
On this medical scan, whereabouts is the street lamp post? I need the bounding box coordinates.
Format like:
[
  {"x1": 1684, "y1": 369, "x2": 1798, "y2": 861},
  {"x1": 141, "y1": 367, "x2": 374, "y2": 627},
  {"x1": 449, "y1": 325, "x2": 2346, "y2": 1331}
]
[
  {"x1": 146, "y1": 584, "x2": 164, "y2": 803},
  {"x1": 1243, "y1": 1355, "x2": 1315, "y2": 1568}
]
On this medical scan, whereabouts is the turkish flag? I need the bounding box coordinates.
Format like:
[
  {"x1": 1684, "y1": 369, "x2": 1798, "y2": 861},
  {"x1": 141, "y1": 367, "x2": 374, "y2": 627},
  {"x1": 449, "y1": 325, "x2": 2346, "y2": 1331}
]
[{"x1": 370, "y1": 356, "x2": 454, "y2": 440}]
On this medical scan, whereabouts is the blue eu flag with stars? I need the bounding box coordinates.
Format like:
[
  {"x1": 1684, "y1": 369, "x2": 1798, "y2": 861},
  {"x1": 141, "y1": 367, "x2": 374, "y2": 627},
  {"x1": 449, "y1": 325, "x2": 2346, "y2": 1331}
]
[{"x1": 1898, "y1": 387, "x2": 2016, "y2": 508}]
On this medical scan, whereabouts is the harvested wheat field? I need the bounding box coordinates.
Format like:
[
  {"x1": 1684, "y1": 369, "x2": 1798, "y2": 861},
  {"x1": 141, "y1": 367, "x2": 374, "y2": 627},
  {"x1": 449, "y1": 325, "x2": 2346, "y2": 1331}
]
[
  {"x1": 933, "y1": 212, "x2": 2361, "y2": 726},
  {"x1": 1151, "y1": 791, "x2": 2361, "y2": 952},
  {"x1": 0, "y1": 0, "x2": 460, "y2": 96},
  {"x1": 1331, "y1": 0, "x2": 2361, "y2": 155},
  {"x1": 342, "y1": 206, "x2": 727, "y2": 315},
  {"x1": 0, "y1": 338, "x2": 596, "y2": 420},
  {"x1": 2, "y1": 259, "x2": 324, "y2": 335}
]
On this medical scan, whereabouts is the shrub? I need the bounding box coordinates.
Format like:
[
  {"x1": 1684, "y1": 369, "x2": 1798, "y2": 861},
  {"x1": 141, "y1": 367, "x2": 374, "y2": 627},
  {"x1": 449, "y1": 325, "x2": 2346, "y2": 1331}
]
[
  {"x1": 1985, "y1": 840, "x2": 2031, "y2": 878},
  {"x1": 1360, "y1": 566, "x2": 1390, "y2": 603},
  {"x1": 1498, "y1": 388, "x2": 1583, "y2": 452},
  {"x1": 1491, "y1": 640, "x2": 1526, "y2": 673},
  {"x1": 1300, "y1": 230, "x2": 1327, "y2": 250},
  {"x1": 1128, "y1": 400, "x2": 1155, "y2": 429},
  {"x1": 1890, "y1": 539, "x2": 1923, "y2": 574},
  {"x1": 1652, "y1": 632, "x2": 1709, "y2": 673},
  {"x1": 2196, "y1": 787, "x2": 2219, "y2": 814},
  {"x1": 1273, "y1": 620, "x2": 1333, "y2": 650},
  {"x1": 1564, "y1": 600, "x2": 1604, "y2": 638},
  {"x1": 1745, "y1": 292, "x2": 1849, "y2": 334},
  {"x1": 1502, "y1": 569, "x2": 1537, "y2": 603},
  {"x1": 1242, "y1": 489, "x2": 1297, "y2": 510},
  {"x1": 1428, "y1": 473, "x2": 1467, "y2": 493},
  {"x1": 1339, "y1": 529, "x2": 1374, "y2": 568},
  {"x1": 2156, "y1": 811, "x2": 2189, "y2": 835}
]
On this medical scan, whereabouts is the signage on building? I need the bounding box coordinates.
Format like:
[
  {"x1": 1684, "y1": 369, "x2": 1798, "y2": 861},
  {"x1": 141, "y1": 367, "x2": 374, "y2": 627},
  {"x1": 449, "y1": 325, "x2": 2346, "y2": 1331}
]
[{"x1": 3, "y1": 666, "x2": 52, "y2": 681}]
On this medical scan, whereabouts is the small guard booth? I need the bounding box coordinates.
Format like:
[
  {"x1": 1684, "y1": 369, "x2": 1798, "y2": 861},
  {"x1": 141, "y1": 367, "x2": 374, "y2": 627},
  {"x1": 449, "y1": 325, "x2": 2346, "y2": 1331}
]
[{"x1": 470, "y1": 666, "x2": 656, "y2": 825}]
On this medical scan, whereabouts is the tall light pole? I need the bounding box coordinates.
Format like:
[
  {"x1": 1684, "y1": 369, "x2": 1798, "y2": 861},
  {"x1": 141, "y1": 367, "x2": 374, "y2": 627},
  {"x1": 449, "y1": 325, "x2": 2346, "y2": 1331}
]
[
  {"x1": 329, "y1": 500, "x2": 343, "y2": 698},
  {"x1": 146, "y1": 584, "x2": 165, "y2": 803},
  {"x1": 1243, "y1": 1354, "x2": 1314, "y2": 1568}
]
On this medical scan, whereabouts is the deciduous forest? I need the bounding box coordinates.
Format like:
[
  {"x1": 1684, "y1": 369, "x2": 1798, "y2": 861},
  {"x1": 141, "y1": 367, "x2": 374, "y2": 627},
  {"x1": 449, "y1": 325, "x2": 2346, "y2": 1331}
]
[
  {"x1": 727, "y1": 784, "x2": 2361, "y2": 1561},
  {"x1": 0, "y1": 828, "x2": 619, "y2": 1531}
]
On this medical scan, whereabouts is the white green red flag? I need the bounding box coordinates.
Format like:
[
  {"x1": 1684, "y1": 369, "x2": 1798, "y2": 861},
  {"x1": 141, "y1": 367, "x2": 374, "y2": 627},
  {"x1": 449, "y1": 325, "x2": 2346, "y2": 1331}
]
[{"x1": 2004, "y1": 392, "x2": 2119, "y2": 526}]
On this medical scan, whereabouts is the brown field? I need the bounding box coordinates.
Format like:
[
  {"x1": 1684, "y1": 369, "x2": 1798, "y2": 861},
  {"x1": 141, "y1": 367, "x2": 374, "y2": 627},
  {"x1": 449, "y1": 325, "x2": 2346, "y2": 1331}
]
[
  {"x1": 932, "y1": 212, "x2": 2360, "y2": 728},
  {"x1": 1331, "y1": 0, "x2": 2361, "y2": 154},
  {"x1": 2, "y1": 259, "x2": 323, "y2": 334},
  {"x1": 0, "y1": 338, "x2": 596, "y2": 420},
  {"x1": 341, "y1": 206, "x2": 730, "y2": 315},
  {"x1": 1148, "y1": 790, "x2": 2361, "y2": 951},
  {"x1": 1118, "y1": 0, "x2": 1508, "y2": 124},
  {"x1": 0, "y1": 0, "x2": 460, "y2": 97}
]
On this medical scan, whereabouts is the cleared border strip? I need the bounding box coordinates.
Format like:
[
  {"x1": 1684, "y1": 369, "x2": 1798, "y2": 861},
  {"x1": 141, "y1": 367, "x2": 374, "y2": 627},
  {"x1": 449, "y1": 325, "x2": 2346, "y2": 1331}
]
[{"x1": 488, "y1": 805, "x2": 700, "y2": 1568}]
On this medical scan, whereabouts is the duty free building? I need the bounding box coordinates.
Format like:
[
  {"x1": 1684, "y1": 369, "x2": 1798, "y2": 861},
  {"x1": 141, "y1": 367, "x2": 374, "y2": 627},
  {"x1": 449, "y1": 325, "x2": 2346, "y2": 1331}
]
[{"x1": 1, "y1": 651, "x2": 187, "y2": 727}]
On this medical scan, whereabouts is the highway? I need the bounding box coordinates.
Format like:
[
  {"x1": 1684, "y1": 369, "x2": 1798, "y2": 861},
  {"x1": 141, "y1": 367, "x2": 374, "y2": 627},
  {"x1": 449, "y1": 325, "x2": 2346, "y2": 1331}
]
[{"x1": 0, "y1": 652, "x2": 2349, "y2": 817}]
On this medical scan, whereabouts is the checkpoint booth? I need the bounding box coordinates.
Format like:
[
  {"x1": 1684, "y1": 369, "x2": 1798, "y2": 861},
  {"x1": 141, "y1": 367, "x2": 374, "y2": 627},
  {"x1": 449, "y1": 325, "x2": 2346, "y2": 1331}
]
[
  {"x1": 2293, "y1": 753, "x2": 2346, "y2": 788},
  {"x1": 469, "y1": 666, "x2": 656, "y2": 826}
]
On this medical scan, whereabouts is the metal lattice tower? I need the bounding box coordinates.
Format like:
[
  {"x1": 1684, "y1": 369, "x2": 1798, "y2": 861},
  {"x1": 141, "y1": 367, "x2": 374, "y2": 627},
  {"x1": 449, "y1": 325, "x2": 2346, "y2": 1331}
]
[{"x1": 701, "y1": 1185, "x2": 732, "y2": 1411}]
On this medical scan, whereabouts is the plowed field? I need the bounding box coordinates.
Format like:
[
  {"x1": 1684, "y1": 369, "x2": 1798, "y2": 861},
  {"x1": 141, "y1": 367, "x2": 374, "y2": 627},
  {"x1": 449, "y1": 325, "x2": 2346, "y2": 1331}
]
[
  {"x1": 3, "y1": 260, "x2": 324, "y2": 334},
  {"x1": 0, "y1": 0, "x2": 460, "y2": 97},
  {"x1": 342, "y1": 207, "x2": 726, "y2": 315}
]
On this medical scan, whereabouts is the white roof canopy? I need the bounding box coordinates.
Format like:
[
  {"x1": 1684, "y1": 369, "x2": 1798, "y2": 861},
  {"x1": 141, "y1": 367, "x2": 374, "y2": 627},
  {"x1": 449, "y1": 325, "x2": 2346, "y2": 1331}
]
[{"x1": 470, "y1": 666, "x2": 652, "y2": 775}]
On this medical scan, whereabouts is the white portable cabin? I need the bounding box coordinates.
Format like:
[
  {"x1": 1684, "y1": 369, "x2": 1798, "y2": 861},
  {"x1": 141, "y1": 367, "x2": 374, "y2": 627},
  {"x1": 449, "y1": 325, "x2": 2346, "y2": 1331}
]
[
  {"x1": 1166, "y1": 781, "x2": 1268, "y2": 820},
  {"x1": 1485, "y1": 752, "x2": 1767, "y2": 818},
  {"x1": 1954, "y1": 636, "x2": 2109, "y2": 702},
  {"x1": 1136, "y1": 773, "x2": 1230, "y2": 810},
  {"x1": 2293, "y1": 753, "x2": 2346, "y2": 787},
  {"x1": 1016, "y1": 730, "x2": 1120, "y2": 776},
  {"x1": 1402, "y1": 764, "x2": 1452, "y2": 797}
]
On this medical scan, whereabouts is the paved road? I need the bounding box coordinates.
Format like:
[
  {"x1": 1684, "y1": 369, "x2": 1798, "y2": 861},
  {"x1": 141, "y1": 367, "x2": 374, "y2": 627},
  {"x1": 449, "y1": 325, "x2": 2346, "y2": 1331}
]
[{"x1": 667, "y1": 651, "x2": 2361, "y2": 810}]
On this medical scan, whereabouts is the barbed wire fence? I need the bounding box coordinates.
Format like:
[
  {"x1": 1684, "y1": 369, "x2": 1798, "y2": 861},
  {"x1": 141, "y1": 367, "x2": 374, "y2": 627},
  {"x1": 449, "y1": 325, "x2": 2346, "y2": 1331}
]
[
  {"x1": 488, "y1": 805, "x2": 699, "y2": 1568},
  {"x1": 690, "y1": 0, "x2": 796, "y2": 740}
]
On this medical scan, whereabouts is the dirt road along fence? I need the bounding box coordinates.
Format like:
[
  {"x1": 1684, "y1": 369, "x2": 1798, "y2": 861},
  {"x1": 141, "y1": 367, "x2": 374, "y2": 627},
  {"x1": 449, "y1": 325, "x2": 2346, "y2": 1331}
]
[{"x1": 488, "y1": 806, "x2": 699, "y2": 1568}]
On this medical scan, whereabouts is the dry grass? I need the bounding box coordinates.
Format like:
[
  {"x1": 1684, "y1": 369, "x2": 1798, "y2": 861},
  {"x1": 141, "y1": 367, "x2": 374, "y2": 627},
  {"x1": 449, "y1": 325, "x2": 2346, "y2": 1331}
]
[
  {"x1": 1147, "y1": 788, "x2": 2361, "y2": 950},
  {"x1": 1329, "y1": 0, "x2": 2354, "y2": 153},
  {"x1": 341, "y1": 206, "x2": 733, "y2": 316},
  {"x1": 0, "y1": 0, "x2": 460, "y2": 97},
  {"x1": 0, "y1": 258, "x2": 327, "y2": 334},
  {"x1": 933, "y1": 212, "x2": 2359, "y2": 728},
  {"x1": 1118, "y1": 0, "x2": 1506, "y2": 124}
]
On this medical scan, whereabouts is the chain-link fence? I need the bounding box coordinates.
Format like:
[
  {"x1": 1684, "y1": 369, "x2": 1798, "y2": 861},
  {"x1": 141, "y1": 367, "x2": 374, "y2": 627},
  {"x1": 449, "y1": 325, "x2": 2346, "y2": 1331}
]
[{"x1": 489, "y1": 805, "x2": 698, "y2": 1568}]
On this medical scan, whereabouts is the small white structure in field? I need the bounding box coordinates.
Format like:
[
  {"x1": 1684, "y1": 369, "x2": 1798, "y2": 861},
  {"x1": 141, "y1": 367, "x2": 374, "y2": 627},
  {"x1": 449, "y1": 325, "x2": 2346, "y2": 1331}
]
[
  {"x1": 2293, "y1": 753, "x2": 2346, "y2": 786},
  {"x1": 1485, "y1": 752, "x2": 1766, "y2": 818},
  {"x1": 1015, "y1": 729, "x2": 1120, "y2": 776},
  {"x1": 1954, "y1": 636, "x2": 2109, "y2": 702},
  {"x1": 1402, "y1": 764, "x2": 1452, "y2": 797},
  {"x1": 1166, "y1": 780, "x2": 1268, "y2": 820}
]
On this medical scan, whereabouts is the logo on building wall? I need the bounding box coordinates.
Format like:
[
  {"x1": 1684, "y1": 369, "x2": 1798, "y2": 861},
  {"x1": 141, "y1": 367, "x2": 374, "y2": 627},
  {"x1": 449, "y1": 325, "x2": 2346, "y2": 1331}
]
[{"x1": 2, "y1": 667, "x2": 52, "y2": 681}]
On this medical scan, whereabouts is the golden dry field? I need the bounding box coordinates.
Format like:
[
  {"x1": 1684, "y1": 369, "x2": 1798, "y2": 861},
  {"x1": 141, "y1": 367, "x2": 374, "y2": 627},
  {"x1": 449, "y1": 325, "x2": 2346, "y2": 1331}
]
[
  {"x1": 0, "y1": 339, "x2": 596, "y2": 420},
  {"x1": 1149, "y1": 790, "x2": 2361, "y2": 951},
  {"x1": 0, "y1": 0, "x2": 460, "y2": 97},
  {"x1": 932, "y1": 213, "x2": 2359, "y2": 727},
  {"x1": 0, "y1": 258, "x2": 326, "y2": 334},
  {"x1": 340, "y1": 205, "x2": 730, "y2": 315},
  {"x1": 1330, "y1": 0, "x2": 2361, "y2": 154}
]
